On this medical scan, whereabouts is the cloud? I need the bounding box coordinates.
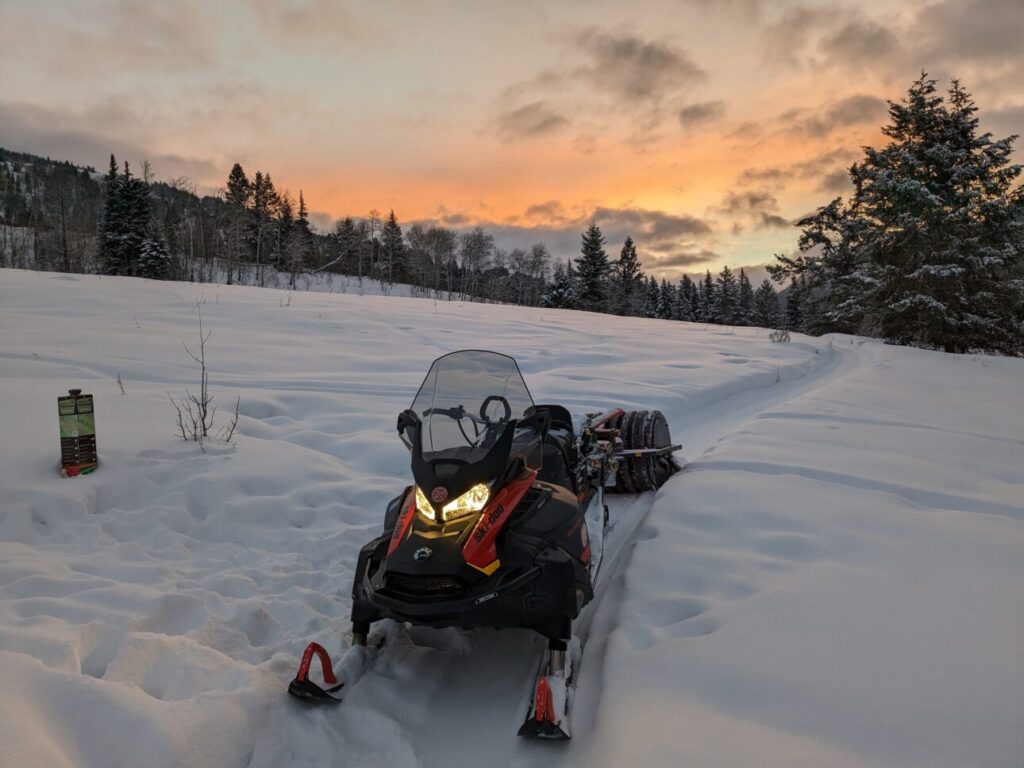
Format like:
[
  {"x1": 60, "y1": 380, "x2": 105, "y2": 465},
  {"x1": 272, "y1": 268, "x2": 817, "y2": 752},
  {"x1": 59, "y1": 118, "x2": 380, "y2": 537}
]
[
  {"x1": 823, "y1": 21, "x2": 898, "y2": 67},
  {"x1": 677, "y1": 100, "x2": 728, "y2": 127},
  {"x1": 494, "y1": 101, "x2": 568, "y2": 141},
  {"x1": 818, "y1": 168, "x2": 851, "y2": 194},
  {"x1": 761, "y1": 4, "x2": 835, "y2": 68},
  {"x1": 0, "y1": 101, "x2": 220, "y2": 185},
  {"x1": 591, "y1": 205, "x2": 712, "y2": 239},
  {"x1": 252, "y1": 0, "x2": 366, "y2": 44},
  {"x1": 658, "y1": 248, "x2": 720, "y2": 268},
  {"x1": 738, "y1": 147, "x2": 858, "y2": 196},
  {"x1": 716, "y1": 189, "x2": 791, "y2": 230},
  {"x1": 414, "y1": 202, "x2": 717, "y2": 277},
  {"x1": 781, "y1": 94, "x2": 888, "y2": 137},
  {"x1": 0, "y1": 1, "x2": 215, "y2": 74},
  {"x1": 984, "y1": 104, "x2": 1024, "y2": 140},
  {"x1": 574, "y1": 29, "x2": 706, "y2": 104},
  {"x1": 915, "y1": 0, "x2": 1024, "y2": 66}
]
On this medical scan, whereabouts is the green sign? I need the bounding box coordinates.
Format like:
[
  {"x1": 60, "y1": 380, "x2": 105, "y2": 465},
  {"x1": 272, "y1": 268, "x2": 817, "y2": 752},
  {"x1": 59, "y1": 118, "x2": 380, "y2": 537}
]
[{"x1": 58, "y1": 390, "x2": 98, "y2": 475}]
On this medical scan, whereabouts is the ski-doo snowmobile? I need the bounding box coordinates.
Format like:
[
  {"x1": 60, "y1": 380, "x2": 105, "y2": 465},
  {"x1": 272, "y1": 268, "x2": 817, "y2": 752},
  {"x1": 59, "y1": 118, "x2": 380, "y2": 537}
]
[{"x1": 288, "y1": 350, "x2": 681, "y2": 739}]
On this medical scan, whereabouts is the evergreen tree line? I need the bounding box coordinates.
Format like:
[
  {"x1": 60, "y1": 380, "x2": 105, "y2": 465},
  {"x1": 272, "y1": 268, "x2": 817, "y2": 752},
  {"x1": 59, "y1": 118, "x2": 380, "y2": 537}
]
[
  {"x1": 771, "y1": 75, "x2": 1024, "y2": 355},
  {"x1": 2, "y1": 149, "x2": 788, "y2": 325},
  {"x1": 4, "y1": 73, "x2": 1019, "y2": 352},
  {"x1": 544, "y1": 225, "x2": 789, "y2": 328}
]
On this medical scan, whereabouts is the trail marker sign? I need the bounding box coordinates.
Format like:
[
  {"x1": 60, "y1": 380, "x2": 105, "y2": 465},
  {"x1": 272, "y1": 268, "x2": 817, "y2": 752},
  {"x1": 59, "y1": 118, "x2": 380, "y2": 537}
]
[{"x1": 59, "y1": 389, "x2": 98, "y2": 476}]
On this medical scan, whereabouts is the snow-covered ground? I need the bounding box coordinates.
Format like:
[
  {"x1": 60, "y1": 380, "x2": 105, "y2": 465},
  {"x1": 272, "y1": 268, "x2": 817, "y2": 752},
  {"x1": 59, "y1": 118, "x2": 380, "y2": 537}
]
[{"x1": 0, "y1": 268, "x2": 1021, "y2": 768}]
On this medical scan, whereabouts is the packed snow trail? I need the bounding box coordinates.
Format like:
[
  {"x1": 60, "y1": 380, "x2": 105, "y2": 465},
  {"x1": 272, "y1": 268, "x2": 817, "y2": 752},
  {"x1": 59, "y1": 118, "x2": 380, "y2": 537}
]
[
  {"x1": 252, "y1": 339, "x2": 848, "y2": 767},
  {"x1": 1, "y1": 271, "x2": 1021, "y2": 767}
]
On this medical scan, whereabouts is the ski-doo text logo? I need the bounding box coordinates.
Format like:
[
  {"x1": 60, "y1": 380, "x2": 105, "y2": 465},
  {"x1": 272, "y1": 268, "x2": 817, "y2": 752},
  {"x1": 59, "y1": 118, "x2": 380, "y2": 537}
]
[
  {"x1": 413, "y1": 547, "x2": 433, "y2": 563},
  {"x1": 472, "y1": 504, "x2": 505, "y2": 543}
]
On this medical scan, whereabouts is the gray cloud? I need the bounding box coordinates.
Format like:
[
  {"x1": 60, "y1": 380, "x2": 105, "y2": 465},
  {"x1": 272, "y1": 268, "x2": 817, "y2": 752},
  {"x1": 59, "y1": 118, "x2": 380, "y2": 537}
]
[
  {"x1": 0, "y1": 102, "x2": 220, "y2": 185},
  {"x1": 414, "y1": 203, "x2": 717, "y2": 277},
  {"x1": 494, "y1": 101, "x2": 568, "y2": 141},
  {"x1": 574, "y1": 29, "x2": 706, "y2": 104},
  {"x1": 252, "y1": 0, "x2": 366, "y2": 44},
  {"x1": 738, "y1": 147, "x2": 857, "y2": 196},
  {"x1": 0, "y1": 1, "x2": 214, "y2": 74},
  {"x1": 658, "y1": 248, "x2": 721, "y2": 268},
  {"x1": 818, "y1": 168, "x2": 851, "y2": 194},
  {"x1": 823, "y1": 21, "x2": 898, "y2": 66},
  {"x1": 916, "y1": 0, "x2": 1024, "y2": 66},
  {"x1": 716, "y1": 189, "x2": 791, "y2": 231},
  {"x1": 984, "y1": 104, "x2": 1024, "y2": 140},
  {"x1": 678, "y1": 100, "x2": 728, "y2": 127},
  {"x1": 783, "y1": 94, "x2": 888, "y2": 137}
]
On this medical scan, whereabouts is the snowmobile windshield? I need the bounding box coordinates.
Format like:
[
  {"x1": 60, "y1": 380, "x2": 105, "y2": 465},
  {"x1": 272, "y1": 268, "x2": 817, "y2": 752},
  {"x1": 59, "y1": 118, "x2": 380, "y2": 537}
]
[{"x1": 406, "y1": 350, "x2": 536, "y2": 463}]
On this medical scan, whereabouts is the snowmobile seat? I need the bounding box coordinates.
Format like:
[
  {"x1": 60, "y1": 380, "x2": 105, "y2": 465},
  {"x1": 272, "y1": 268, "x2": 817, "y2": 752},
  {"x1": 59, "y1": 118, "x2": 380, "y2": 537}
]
[{"x1": 533, "y1": 405, "x2": 577, "y2": 494}]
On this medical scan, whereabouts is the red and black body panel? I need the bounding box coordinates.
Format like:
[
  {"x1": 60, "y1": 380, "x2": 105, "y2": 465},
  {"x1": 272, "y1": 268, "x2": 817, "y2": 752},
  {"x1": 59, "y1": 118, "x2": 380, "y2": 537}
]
[{"x1": 351, "y1": 474, "x2": 595, "y2": 642}]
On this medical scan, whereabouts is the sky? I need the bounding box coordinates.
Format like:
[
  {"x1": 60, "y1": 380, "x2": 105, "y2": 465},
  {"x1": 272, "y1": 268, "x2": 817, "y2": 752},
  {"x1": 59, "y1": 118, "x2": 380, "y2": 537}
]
[{"x1": 1, "y1": 0, "x2": 1022, "y2": 277}]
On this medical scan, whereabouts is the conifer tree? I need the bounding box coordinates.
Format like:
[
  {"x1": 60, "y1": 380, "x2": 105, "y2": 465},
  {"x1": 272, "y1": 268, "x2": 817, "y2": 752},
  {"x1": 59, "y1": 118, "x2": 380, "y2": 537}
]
[
  {"x1": 678, "y1": 274, "x2": 697, "y2": 321},
  {"x1": 737, "y1": 268, "x2": 755, "y2": 325},
  {"x1": 784, "y1": 278, "x2": 804, "y2": 331},
  {"x1": 543, "y1": 259, "x2": 576, "y2": 308},
  {"x1": 613, "y1": 235, "x2": 643, "y2": 315},
  {"x1": 698, "y1": 270, "x2": 716, "y2": 322},
  {"x1": 97, "y1": 154, "x2": 123, "y2": 275},
  {"x1": 380, "y1": 209, "x2": 405, "y2": 286},
  {"x1": 772, "y1": 74, "x2": 1024, "y2": 353},
  {"x1": 223, "y1": 163, "x2": 252, "y2": 284},
  {"x1": 657, "y1": 279, "x2": 674, "y2": 319},
  {"x1": 753, "y1": 279, "x2": 781, "y2": 328},
  {"x1": 138, "y1": 232, "x2": 174, "y2": 279},
  {"x1": 575, "y1": 222, "x2": 610, "y2": 311},
  {"x1": 715, "y1": 265, "x2": 737, "y2": 324},
  {"x1": 287, "y1": 191, "x2": 315, "y2": 286}
]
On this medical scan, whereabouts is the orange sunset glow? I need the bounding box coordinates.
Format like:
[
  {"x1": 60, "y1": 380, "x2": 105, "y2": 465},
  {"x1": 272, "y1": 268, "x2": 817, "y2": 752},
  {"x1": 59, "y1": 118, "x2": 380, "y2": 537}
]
[{"x1": 2, "y1": 0, "x2": 1021, "y2": 276}]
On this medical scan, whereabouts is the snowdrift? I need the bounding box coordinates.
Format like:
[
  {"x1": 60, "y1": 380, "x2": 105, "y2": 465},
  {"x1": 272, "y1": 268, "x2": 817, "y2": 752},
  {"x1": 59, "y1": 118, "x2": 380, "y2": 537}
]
[{"x1": 0, "y1": 269, "x2": 1021, "y2": 767}]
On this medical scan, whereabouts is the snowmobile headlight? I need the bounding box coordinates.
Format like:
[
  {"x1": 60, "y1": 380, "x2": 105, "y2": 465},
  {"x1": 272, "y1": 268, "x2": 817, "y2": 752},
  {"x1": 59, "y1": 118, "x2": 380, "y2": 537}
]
[
  {"x1": 441, "y1": 483, "x2": 490, "y2": 522},
  {"x1": 415, "y1": 486, "x2": 436, "y2": 522}
]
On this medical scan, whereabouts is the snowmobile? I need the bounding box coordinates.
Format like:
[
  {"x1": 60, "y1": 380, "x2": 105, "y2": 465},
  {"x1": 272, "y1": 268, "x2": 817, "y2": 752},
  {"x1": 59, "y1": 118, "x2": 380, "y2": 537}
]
[{"x1": 288, "y1": 350, "x2": 681, "y2": 739}]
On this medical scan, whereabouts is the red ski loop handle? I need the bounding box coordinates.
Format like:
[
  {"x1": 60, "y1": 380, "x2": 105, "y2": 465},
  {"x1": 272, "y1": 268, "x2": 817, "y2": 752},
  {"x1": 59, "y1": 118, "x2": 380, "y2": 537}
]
[
  {"x1": 295, "y1": 642, "x2": 338, "y2": 685},
  {"x1": 534, "y1": 676, "x2": 554, "y2": 723}
]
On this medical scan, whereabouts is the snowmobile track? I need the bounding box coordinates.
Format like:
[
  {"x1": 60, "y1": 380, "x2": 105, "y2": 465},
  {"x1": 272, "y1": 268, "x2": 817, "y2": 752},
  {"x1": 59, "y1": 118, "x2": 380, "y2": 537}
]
[{"x1": 321, "y1": 342, "x2": 855, "y2": 766}]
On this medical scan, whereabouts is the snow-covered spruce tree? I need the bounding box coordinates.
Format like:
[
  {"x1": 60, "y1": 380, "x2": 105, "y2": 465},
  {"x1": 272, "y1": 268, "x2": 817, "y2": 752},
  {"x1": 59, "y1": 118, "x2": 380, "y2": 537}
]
[
  {"x1": 380, "y1": 209, "x2": 405, "y2": 286},
  {"x1": 612, "y1": 235, "x2": 643, "y2": 315},
  {"x1": 138, "y1": 233, "x2": 174, "y2": 279},
  {"x1": 715, "y1": 265, "x2": 738, "y2": 324},
  {"x1": 698, "y1": 270, "x2": 715, "y2": 322},
  {"x1": 737, "y1": 268, "x2": 754, "y2": 325},
  {"x1": 542, "y1": 259, "x2": 576, "y2": 309},
  {"x1": 657, "y1": 279, "x2": 674, "y2": 319},
  {"x1": 575, "y1": 222, "x2": 610, "y2": 311},
  {"x1": 98, "y1": 157, "x2": 150, "y2": 276},
  {"x1": 643, "y1": 275, "x2": 659, "y2": 317},
  {"x1": 97, "y1": 154, "x2": 123, "y2": 275},
  {"x1": 223, "y1": 163, "x2": 252, "y2": 285},
  {"x1": 287, "y1": 191, "x2": 316, "y2": 288},
  {"x1": 678, "y1": 274, "x2": 697, "y2": 321},
  {"x1": 753, "y1": 279, "x2": 781, "y2": 328},
  {"x1": 784, "y1": 277, "x2": 804, "y2": 331},
  {"x1": 772, "y1": 74, "x2": 1024, "y2": 354}
]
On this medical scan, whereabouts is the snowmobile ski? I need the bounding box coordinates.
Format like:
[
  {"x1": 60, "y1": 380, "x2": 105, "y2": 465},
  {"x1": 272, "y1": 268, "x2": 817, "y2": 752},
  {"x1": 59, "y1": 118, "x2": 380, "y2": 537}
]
[
  {"x1": 518, "y1": 637, "x2": 582, "y2": 739},
  {"x1": 288, "y1": 642, "x2": 344, "y2": 703}
]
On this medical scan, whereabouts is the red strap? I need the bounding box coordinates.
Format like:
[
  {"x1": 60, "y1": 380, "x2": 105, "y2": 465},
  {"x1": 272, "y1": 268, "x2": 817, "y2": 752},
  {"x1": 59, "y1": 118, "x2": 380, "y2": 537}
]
[
  {"x1": 295, "y1": 642, "x2": 338, "y2": 685},
  {"x1": 534, "y1": 676, "x2": 554, "y2": 723}
]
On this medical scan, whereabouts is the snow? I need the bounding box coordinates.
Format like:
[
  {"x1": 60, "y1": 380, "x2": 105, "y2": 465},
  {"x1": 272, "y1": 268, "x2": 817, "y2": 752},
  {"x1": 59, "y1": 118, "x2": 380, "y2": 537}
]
[{"x1": 0, "y1": 268, "x2": 1021, "y2": 767}]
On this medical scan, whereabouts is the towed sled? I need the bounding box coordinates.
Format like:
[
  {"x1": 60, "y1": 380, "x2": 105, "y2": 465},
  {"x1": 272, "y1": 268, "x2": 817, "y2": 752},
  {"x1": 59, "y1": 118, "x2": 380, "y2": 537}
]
[{"x1": 289, "y1": 350, "x2": 681, "y2": 738}]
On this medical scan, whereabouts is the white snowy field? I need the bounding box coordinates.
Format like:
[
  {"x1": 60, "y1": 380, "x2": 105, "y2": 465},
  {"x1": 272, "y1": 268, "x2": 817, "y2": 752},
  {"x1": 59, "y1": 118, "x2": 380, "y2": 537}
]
[{"x1": 0, "y1": 268, "x2": 1021, "y2": 768}]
